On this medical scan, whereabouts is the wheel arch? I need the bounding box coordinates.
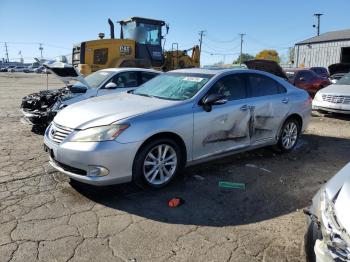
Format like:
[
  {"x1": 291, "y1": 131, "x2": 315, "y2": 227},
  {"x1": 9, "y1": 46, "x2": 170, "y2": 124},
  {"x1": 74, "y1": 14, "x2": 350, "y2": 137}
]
[
  {"x1": 277, "y1": 113, "x2": 304, "y2": 140},
  {"x1": 135, "y1": 132, "x2": 188, "y2": 167}
]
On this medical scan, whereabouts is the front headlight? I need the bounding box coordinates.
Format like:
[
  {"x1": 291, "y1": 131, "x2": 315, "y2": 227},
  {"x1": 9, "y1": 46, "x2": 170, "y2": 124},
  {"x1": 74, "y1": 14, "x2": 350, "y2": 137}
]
[
  {"x1": 69, "y1": 124, "x2": 129, "y2": 142},
  {"x1": 314, "y1": 92, "x2": 322, "y2": 102}
]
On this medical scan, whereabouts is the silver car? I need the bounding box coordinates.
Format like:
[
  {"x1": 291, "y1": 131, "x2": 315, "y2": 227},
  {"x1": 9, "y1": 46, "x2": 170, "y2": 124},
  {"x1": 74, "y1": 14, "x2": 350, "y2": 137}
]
[
  {"x1": 313, "y1": 72, "x2": 350, "y2": 114},
  {"x1": 44, "y1": 68, "x2": 311, "y2": 188},
  {"x1": 305, "y1": 162, "x2": 350, "y2": 262}
]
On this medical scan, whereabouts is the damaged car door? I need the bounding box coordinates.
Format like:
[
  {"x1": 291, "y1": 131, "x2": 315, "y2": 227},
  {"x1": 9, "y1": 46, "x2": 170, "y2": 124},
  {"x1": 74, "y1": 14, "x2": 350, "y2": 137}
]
[
  {"x1": 245, "y1": 73, "x2": 290, "y2": 145},
  {"x1": 193, "y1": 73, "x2": 251, "y2": 160}
]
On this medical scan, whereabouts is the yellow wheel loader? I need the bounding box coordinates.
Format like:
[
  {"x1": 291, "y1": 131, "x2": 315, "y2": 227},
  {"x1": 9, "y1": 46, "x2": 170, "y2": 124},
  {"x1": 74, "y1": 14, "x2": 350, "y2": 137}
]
[{"x1": 72, "y1": 17, "x2": 200, "y2": 75}]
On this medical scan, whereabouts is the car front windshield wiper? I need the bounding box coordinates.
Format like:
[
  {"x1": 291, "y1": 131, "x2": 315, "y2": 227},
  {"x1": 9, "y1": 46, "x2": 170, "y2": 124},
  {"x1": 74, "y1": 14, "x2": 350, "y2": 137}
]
[{"x1": 133, "y1": 92, "x2": 154, "y2": 98}]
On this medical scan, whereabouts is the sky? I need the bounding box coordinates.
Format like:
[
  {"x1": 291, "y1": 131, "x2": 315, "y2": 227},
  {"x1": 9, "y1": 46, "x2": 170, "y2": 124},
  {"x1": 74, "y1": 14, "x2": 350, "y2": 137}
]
[{"x1": 0, "y1": 0, "x2": 349, "y2": 65}]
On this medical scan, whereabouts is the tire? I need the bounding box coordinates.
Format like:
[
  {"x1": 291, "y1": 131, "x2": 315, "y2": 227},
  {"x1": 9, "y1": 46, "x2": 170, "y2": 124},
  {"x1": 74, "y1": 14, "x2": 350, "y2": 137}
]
[
  {"x1": 305, "y1": 221, "x2": 322, "y2": 262},
  {"x1": 132, "y1": 138, "x2": 183, "y2": 189},
  {"x1": 277, "y1": 117, "x2": 300, "y2": 152}
]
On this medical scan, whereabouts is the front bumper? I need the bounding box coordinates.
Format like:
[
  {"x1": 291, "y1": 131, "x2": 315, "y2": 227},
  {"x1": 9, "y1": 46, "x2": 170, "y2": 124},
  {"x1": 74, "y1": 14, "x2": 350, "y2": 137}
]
[
  {"x1": 21, "y1": 109, "x2": 54, "y2": 126},
  {"x1": 314, "y1": 240, "x2": 335, "y2": 262},
  {"x1": 44, "y1": 133, "x2": 143, "y2": 186},
  {"x1": 313, "y1": 100, "x2": 350, "y2": 114}
]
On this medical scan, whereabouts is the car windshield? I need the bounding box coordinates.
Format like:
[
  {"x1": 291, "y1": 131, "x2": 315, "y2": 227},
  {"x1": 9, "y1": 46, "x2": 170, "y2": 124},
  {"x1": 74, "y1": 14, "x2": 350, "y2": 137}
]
[
  {"x1": 133, "y1": 72, "x2": 212, "y2": 100},
  {"x1": 79, "y1": 70, "x2": 115, "y2": 88},
  {"x1": 336, "y1": 72, "x2": 350, "y2": 85}
]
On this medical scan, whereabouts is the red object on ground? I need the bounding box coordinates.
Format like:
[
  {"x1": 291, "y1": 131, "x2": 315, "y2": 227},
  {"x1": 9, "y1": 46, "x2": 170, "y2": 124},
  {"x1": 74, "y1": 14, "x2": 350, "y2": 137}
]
[{"x1": 168, "y1": 198, "x2": 184, "y2": 207}]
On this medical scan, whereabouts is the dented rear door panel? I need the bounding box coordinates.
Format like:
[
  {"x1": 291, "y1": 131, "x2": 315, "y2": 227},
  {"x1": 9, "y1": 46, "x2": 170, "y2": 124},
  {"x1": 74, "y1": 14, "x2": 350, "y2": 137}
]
[{"x1": 249, "y1": 94, "x2": 290, "y2": 145}]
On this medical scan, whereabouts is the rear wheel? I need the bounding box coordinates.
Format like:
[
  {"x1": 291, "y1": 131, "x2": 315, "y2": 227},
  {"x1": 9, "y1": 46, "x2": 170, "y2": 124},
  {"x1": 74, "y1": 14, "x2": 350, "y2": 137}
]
[
  {"x1": 133, "y1": 138, "x2": 182, "y2": 188},
  {"x1": 277, "y1": 118, "x2": 300, "y2": 152}
]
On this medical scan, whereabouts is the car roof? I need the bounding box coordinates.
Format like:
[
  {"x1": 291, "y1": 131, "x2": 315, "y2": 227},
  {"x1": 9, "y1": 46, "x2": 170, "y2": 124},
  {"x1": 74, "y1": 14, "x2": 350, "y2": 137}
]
[
  {"x1": 100, "y1": 67, "x2": 160, "y2": 73},
  {"x1": 284, "y1": 68, "x2": 310, "y2": 72},
  {"x1": 169, "y1": 67, "x2": 249, "y2": 76}
]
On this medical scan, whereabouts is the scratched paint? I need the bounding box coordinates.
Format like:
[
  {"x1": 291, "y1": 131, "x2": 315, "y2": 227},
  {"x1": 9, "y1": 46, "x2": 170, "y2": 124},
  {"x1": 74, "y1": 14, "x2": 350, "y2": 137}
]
[{"x1": 203, "y1": 102, "x2": 275, "y2": 145}]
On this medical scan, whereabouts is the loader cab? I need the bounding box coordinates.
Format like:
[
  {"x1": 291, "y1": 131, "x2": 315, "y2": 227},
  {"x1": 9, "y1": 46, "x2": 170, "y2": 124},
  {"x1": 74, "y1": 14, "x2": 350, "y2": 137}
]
[{"x1": 119, "y1": 17, "x2": 165, "y2": 67}]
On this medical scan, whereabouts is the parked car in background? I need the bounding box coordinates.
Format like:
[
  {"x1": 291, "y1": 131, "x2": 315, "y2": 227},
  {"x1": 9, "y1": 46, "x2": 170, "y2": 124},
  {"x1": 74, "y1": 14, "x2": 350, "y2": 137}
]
[
  {"x1": 284, "y1": 68, "x2": 330, "y2": 96},
  {"x1": 309, "y1": 67, "x2": 329, "y2": 78},
  {"x1": 24, "y1": 64, "x2": 40, "y2": 73},
  {"x1": 328, "y1": 63, "x2": 350, "y2": 84},
  {"x1": 0, "y1": 65, "x2": 16, "y2": 72},
  {"x1": 313, "y1": 72, "x2": 350, "y2": 114},
  {"x1": 8, "y1": 66, "x2": 26, "y2": 72},
  {"x1": 43, "y1": 68, "x2": 311, "y2": 188},
  {"x1": 21, "y1": 62, "x2": 160, "y2": 127},
  {"x1": 34, "y1": 66, "x2": 45, "y2": 73},
  {"x1": 305, "y1": 162, "x2": 350, "y2": 262}
]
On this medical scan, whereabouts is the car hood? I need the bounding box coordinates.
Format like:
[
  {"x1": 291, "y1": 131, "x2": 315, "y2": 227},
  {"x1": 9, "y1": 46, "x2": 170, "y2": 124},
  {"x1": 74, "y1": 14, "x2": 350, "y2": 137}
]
[
  {"x1": 316, "y1": 84, "x2": 350, "y2": 95},
  {"x1": 54, "y1": 92, "x2": 179, "y2": 129},
  {"x1": 35, "y1": 58, "x2": 90, "y2": 88},
  {"x1": 328, "y1": 63, "x2": 350, "y2": 76},
  {"x1": 324, "y1": 162, "x2": 350, "y2": 233},
  {"x1": 244, "y1": 59, "x2": 288, "y2": 80}
]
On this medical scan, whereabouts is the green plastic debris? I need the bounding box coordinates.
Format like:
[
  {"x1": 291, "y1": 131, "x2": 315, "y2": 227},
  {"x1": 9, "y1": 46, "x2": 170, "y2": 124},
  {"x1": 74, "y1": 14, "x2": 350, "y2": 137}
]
[{"x1": 219, "y1": 181, "x2": 246, "y2": 190}]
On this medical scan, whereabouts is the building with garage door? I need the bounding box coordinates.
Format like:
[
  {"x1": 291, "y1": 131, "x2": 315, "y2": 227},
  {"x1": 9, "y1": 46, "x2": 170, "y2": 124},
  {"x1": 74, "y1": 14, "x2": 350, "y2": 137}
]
[{"x1": 294, "y1": 29, "x2": 350, "y2": 68}]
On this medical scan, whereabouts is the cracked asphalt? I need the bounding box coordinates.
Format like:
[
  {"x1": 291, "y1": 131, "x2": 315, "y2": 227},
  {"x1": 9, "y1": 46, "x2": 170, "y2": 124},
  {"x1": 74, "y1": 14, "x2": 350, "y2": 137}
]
[{"x1": 1, "y1": 73, "x2": 350, "y2": 262}]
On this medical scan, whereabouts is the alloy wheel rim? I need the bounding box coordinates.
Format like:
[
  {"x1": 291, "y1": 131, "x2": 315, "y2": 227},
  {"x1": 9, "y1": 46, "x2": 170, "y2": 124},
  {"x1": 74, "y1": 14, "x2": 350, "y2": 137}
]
[
  {"x1": 143, "y1": 144, "x2": 177, "y2": 185},
  {"x1": 282, "y1": 122, "x2": 298, "y2": 149}
]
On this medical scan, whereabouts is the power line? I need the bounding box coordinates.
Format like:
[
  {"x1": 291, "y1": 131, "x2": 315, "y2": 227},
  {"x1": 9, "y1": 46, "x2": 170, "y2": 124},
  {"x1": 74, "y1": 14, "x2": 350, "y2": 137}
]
[
  {"x1": 206, "y1": 34, "x2": 239, "y2": 43},
  {"x1": 202, "y1": 42, "x2": 241, "y2": 53}
]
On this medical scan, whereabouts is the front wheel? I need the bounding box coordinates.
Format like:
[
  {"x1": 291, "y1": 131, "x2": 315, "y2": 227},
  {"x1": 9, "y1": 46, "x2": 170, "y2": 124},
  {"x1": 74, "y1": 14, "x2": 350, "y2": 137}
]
[
  {"x1": 277, "y1": 118, "x2": 300, "y2": 152},
  {"x1": 133, "y1": 138, "x2": 182, "y2": 188}
]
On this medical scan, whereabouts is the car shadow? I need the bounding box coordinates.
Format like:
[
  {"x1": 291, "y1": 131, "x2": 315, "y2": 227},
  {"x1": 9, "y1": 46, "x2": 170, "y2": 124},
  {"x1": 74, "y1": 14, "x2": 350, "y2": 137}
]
[
  {"x1": 70, "y1": 133, "x2": 350, "y2": 227},
  {"x1": 31, "y1": 125, "x2": 47, "y2": 135},
  {"x1": 312, "y1": 111, "x2": 350, "y2": 121}
]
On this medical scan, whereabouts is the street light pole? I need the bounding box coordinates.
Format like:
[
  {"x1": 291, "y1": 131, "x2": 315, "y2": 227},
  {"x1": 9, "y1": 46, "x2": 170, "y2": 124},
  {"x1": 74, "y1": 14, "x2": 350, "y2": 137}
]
[
  {"x1": 239, "y1": 33, "x2": 245, "y2": 66},
  {"x1": 39, "y1": 43, "x2": 44, "y2": 58},
  {"x1": 198, "y1": 30, "x2": 206, "y2": 64},
  {"x1": 313, "y1": 13, "x2": 323, "y2": 36}
]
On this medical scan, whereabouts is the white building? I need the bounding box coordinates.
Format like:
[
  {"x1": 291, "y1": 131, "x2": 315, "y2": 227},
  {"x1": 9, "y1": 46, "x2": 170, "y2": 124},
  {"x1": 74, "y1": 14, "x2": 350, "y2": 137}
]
[{"x1": 294, "y1": 29, "x2": 350, "y2": 68}]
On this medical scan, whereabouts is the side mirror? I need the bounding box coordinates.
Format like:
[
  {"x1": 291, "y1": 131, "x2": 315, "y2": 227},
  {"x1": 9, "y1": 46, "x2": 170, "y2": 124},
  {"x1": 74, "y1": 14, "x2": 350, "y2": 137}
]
[
  {"x1": 104, "y1": 82, "x2": 117, "y2": 89},
  {"x1": 69, "y1": 84, "x2": 87, "y2": 93},
  {"x1": 299, "y1": 77, "x2": 305, "y2": 81},
  {"x1": 201, "y1": 94, "x2": 227, "y2": 112}
]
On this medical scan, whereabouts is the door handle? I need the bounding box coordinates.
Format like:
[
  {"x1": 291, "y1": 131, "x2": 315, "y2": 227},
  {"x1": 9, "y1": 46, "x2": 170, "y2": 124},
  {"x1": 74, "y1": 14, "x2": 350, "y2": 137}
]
[
  {"x1": 240, "y1": 105, "x2": 248, "y2": 111},
  {"x1": 282, "y1": 98, "x2": 289, "y2": 104}
]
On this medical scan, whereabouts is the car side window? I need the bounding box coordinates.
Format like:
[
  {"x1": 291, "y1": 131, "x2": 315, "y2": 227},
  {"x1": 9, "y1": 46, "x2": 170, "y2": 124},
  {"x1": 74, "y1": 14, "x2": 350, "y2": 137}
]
[
  {"x1": 141, "y1": 72, "x2": 158, "y2": 84},
  {"x1": 106, "y1": 72, "x2": 139, "y2": 88},
  {"x1": 206, "y1": 74, "x2": 247, "y2": 101},
  {"x1": 246, "y1": 73, "x2": 284, "y2": 97}
]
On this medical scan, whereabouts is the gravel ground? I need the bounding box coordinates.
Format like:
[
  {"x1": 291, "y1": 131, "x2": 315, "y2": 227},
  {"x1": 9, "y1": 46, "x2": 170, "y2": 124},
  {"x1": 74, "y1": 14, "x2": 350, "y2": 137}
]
[{"x1": 0, "y1": 72, "x2": 350, "y2": 262}]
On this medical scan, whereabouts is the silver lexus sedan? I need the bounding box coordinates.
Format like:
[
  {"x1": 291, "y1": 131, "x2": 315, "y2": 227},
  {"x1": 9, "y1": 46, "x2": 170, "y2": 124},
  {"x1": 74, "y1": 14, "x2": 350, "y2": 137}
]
[{"x1": 44, "y1": 68, "x2": 312, "y2": 188}]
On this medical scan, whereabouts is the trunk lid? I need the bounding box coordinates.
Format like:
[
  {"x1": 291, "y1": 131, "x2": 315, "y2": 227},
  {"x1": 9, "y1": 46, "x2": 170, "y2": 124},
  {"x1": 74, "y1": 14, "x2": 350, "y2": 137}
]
[
  {"x1": 328, "y1": 63, "x2": 350, "y2": 77},
  {"x1": 244, "y1": 59, "x2": 288, "y2": 80}
]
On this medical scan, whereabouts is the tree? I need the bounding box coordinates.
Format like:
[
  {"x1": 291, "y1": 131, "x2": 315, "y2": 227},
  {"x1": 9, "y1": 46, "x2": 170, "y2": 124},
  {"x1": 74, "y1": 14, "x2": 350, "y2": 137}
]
[
  {"x1": 233, "y1": 53, "x2": 254, "y2": 64},
  {"x1": 255, "y1": 50, "x2": 280, "y2": 63}
]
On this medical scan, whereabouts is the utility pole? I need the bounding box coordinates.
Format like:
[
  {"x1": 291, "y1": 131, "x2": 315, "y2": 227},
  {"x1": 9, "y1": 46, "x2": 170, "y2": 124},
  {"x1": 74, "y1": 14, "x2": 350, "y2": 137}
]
[
  {"x1": 313, "y1": 13, "x2": 323, "y2": 36},
  {"x1": 198, "y1": 30, "x2": 206, "y2": 58},
  {"x1": 239, "y1": 33, "x2": 245, "y2": 66},
  {"x1": 39, "y1": 43, "x2": 44, "y2": 58},
  {"x1": 4, "y1": 42, "x2": 9, "y2": 62}
]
